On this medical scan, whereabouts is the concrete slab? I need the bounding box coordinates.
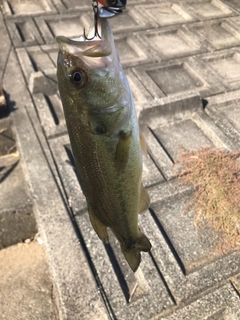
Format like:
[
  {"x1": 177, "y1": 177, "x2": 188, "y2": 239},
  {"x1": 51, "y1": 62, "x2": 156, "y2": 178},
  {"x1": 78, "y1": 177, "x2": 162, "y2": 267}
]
[
  {"x1": 222, "y1": 0, "x2": 240, "y2": 13},
  {"x1": 160, "y1": 283, "x2": 240, "y2": 320},
  {"x1": 205, "y1": 90, "x2": 240, "y2": 149},
  {"x1": 200, "y1": 48, "x2": 240, "y2": 91},
  {"x1": 140, "y1": 181, "x2": 240, "y2": 303},
  {"x1": 187, "y1": 19, "x2": 240, "y2": 50},
  {"x1": 139, "y1": 2, "x2": 197, "y2": 27},
  {"x1": 5, "y1": 17, "x2": 44, "y2": 47},
  {"x1": 0, "y1": 241, "x2": 58, "y2": 320},
  {"x1": 2, "y1": 0, "x2": 57, "y2": 17},
  {"x1": 35, "y1": 13, "x2": 89, "y2": 44},
  {"x1": 132, "y1": 58, "x2": 225, "y2": 99},
  {"x1": 231, "y1": 273, "x2": 240, "y2": 295},
  {"x1": 185, "y1": 0, "x2": 236, "y2": 20},
  {"x1": 51, "y1": 0, "x2": 94, "y2": 13},
  {"x1": 135, "y1": 25, "x2": 207, "y2": 61},
  {"x1": 1, "y1": 0, "x2": 240, "y2": 318},
  {"x1": 0, "y1": 117, "x2": 36, "y2": 248},
  {"x1": 0, "y1": 12, "x2": 11, "y2": 80}
]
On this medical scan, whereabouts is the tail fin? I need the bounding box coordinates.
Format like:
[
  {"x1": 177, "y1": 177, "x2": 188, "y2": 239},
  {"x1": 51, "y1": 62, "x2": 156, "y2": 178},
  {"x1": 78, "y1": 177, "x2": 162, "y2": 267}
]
[{"x1": 122, "y1": 233, "x2": 152, "y2": 272}]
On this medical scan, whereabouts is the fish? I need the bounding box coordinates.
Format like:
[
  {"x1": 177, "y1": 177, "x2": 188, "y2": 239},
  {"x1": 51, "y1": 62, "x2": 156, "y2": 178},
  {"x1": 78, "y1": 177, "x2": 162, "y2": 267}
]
[{"x1": 56, "y1": 17, "x2": 151, "y2": 272}]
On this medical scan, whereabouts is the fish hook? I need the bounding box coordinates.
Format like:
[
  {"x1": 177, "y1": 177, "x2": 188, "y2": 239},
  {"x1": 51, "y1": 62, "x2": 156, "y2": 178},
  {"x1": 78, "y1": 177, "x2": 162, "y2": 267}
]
[{"x1": 84, "y1": 0, "x2": 102, "y2": 40}]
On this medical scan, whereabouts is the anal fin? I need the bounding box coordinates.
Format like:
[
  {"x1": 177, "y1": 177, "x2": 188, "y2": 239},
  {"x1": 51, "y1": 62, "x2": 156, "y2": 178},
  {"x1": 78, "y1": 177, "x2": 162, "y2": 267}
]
[
  {"x1": 136, "y1": 232, "x2": 152, "y2": 252},
  {"x1": 88, "y1": 205, "x2": 109, "y2": 243},
  {"x1": 138, "y1": 183, "x2": 150, "y2": 214}
]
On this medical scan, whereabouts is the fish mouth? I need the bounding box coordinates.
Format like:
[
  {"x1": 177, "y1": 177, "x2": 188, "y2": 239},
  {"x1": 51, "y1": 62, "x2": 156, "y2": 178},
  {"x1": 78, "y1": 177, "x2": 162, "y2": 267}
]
[{"x1": 56, "y1": 18, "x2": 112, "y2": 58}]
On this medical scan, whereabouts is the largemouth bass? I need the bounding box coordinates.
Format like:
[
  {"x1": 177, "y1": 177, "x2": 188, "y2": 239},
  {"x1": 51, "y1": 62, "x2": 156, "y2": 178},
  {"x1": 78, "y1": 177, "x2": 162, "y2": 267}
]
[{"x1": 56, "y1": 18, "x2": 151, "y2": 272}]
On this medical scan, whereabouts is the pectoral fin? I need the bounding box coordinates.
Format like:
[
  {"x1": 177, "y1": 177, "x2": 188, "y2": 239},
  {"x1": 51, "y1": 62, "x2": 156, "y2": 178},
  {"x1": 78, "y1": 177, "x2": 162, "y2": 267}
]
[
  {"x1": 88, "y1": 205, "x2": 109, "y2": 243},
  {"x1": 138, "y1": 184, "x2": 150, "y2": 214},
  {"x1": 115, "y1": 131, "x2": 131, "y2": 170}
]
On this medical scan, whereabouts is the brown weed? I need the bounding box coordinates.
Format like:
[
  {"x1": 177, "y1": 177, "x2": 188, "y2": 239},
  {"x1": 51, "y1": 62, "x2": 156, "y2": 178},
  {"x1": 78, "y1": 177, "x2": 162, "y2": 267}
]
[{"x1": 175, "y1": 148, "x2": 240, "y2": 253}]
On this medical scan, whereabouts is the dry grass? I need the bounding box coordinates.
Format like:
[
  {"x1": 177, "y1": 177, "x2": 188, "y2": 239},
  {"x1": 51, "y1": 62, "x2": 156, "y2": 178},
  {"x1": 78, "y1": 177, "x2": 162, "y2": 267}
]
[{"x1": 176, "y1": 147, "x2": 240, "y2": 253}]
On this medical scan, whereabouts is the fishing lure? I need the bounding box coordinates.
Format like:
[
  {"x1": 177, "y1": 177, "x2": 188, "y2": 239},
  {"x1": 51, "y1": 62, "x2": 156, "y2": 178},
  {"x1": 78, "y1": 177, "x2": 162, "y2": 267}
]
[
  {"x1": 98, "y1": 0, "x2": 127, "y2": 17},
  {"x1": 84, "y1": 0, "x2": 127, "y2": 40}
]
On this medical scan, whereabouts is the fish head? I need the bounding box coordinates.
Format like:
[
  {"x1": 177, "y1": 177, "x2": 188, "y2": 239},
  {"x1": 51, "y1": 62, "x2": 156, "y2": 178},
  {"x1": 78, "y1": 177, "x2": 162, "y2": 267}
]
[{"x1": 56, "y1": 18, "x2": 126, "y2": 117}]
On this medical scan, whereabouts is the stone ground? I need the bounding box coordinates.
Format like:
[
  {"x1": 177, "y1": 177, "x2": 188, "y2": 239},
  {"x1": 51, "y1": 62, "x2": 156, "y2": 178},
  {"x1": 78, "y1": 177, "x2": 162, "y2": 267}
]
[
  {"x1": 0, "y1": 0, "x2": 240, "y2": 319},
  {"x1": 0, "y1": 241, "x2": 58, "y2": 320}
]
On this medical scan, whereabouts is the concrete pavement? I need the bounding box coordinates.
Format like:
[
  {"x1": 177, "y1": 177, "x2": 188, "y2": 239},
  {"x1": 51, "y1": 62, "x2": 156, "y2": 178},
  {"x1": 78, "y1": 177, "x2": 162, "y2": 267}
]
[{"x1": 0, "y1": 0, "x2": 240, "y2": 319}]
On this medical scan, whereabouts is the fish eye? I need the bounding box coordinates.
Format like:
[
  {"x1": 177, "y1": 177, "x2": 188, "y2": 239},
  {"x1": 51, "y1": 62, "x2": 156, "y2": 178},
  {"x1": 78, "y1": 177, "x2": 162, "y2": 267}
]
[
  {"x1": 73, "y1": 71, "x2": 82, "y2": 83},
  {"x1": 70, "y1": 69, "x2": 88, "y2": 88}
]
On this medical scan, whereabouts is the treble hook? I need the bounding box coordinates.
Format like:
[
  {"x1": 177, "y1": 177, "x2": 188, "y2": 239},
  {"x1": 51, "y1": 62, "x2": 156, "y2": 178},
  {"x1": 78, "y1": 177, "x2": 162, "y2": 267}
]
[{"x1": 84, "y1": 0, "x2": 101, "y2": 40}]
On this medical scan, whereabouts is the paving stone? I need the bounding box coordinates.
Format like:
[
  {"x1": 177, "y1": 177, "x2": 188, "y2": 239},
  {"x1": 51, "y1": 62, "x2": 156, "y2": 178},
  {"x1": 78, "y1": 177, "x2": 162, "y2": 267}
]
[
  {"x1": 205, "y1": 90, "x2": 240, "y2": 149},
  {"x1": 149, "y1": 188, "x2": 221, "y2": 274},
  {"x1": 2, "y1": 0, "x2": 57, "y2": 18},
  {"x1": 109, "y1": 5, "x2": 155, "y2": 33},
  {"x1": 51, "y1": 0, "x2": 93, "y2": 13},
  {"x1": 138, "y1": 93, "x2": 237, "y2": 180},
  {"x1": 6, "y1": 17, "x2": 44, "y2": 47},
  {"x1": 35, "y1": 13, "x2": 89, "y2": 44},
  {"x1": 230, "y1": 15, "x2": 240, "y2": 28},
  {"x1": 0, "y1": 153, "x2": 36, "y2": 248},
  {"x1": 0, "y1": 117, "x2": 36, "y2": 248},
  {"x1": 231, "y1": 273, "x2": 240, "y2": 295},
  {"x1": 135, "y1": 25, "x2": 207, "y2": 62},
  {"x1": 187, "y1": 19, "x2": 240, "y2": 50},
  {"x1": 139, "y1": 2, "x2": 197, "y2": 27},
  {"x1": 49, "y1": 135, "x2": 86, "y2": 215},
  {"x1": 4, "y1": 44, "x2": 108, "y2": 320},
  {"x1": 124, "y1": 68, "x2": 153, "y2": 116},
  {"x1": 0, "y1": 11, "x2": 11, "y2": 79},
  {"x1": 200, "y1": 48, "x2": 240, "y2": 92},
  {"x1": 185, "y1": 0, "x2": 236, "y2": 20},
  {"x1": 28, "y1": 69, "x2": 58, "y2": 95},
  {"x1": 153, "y1": 118, "x2": 213, "y2": 160},
  {"x1": 16, "y1": 45, "x2": 58, "y2": 81},
  {"x1": 139, "y1": 180, "x2": 240, "y2": 303},
  {"x1": 139, "y1": 93, "x2": 203, "y2": 178},
  {"x1": 127, "y1": 0, "x2": 156, "y2": 4},
  {"x1": 222, "y1": 0, "x2": 240, "y2": 13},
  {"x1": 114, "y1": 33, "x2": 155, "y2": 67},
  {"x1": 160, "y1": 283, "x2": 240, "y2": 320},
  {"x1": 133, "y1": 58, "x2": 225, "y2": 99},
  {"x1": 16, "y1": 46, "x2": 67, "y2": 138},
  {"x1": 2, "y1": 2, "x2": 240, "y2": 319},
  {"x1": 0, "y1": 242, "x2": 58, "y2": 320},
  {"x1": 141, "y1": 125, "x2": 174, "y2": 181}
]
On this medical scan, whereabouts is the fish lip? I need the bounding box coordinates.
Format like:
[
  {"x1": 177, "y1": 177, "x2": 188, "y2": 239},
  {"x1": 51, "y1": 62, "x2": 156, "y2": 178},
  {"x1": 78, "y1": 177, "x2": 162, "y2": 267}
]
[{"x1": 56, "y1": 18, "x2": 112, "y2": 57}]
